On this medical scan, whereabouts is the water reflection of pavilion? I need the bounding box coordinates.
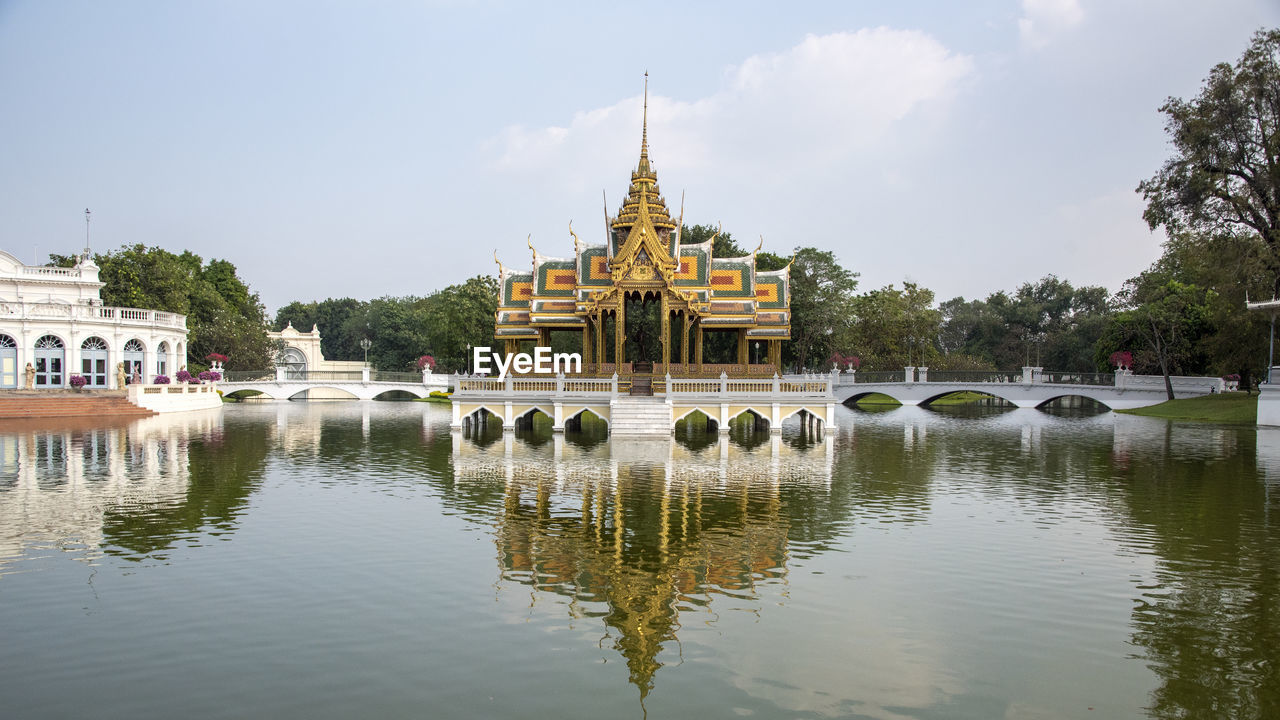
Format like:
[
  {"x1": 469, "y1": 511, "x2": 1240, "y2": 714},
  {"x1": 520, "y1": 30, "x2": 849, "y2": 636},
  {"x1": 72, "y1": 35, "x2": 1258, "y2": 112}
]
[
  {"x1": 453, "y1": 433, "x2": 833, "y2": 697},
  {"x1": 0, "y1": 409, "x2": 223, "y2": 573}
]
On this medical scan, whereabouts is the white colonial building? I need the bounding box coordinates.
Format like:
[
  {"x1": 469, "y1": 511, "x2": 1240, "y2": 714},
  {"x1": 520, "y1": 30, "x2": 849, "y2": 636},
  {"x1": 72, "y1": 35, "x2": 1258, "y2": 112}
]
[{"x1": 0, "y1": 250, "x2": 188, "y2": 389}]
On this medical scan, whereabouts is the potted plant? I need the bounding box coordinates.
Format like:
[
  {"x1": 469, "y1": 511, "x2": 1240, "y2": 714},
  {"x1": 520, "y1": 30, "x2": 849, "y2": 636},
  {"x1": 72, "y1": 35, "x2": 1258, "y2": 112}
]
[
  {"x1": 69, "y1": 374, "x2": 87, "y2": 390},
  {"x1": 154, "y1": 375, "x2": 171, "y2": 385}
]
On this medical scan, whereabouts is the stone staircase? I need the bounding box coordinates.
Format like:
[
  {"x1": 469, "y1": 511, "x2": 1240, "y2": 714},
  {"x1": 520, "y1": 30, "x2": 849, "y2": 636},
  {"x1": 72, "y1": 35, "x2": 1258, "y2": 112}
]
[
  {"x1": 0, "y1": 392, "x2": 156, "y2": 420},
  {"x1": 610, "y1": 395, "x2": 672, "y2": 435}
]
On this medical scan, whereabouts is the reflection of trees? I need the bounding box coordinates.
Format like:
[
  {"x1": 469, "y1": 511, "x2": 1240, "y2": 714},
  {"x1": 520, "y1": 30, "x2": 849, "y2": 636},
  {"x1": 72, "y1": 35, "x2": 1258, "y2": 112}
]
[
  {"x1": 1110, "y1": 418, "x2": 1280, "y2": 718},
  {"x1": 101, "y1": 416, "x2": 270, "y2": 558}
]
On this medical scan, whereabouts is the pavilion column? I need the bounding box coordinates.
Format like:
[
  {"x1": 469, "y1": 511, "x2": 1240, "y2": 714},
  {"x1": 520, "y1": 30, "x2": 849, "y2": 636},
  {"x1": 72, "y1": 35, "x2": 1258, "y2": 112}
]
[
  {"x1": 694, "y1": 321, "x2": 703, "y2": 367},
  {"x1": 582, "y1": 322, "x2": 592, "y2": 365},
  {"x1": 538, "y1": 328, "x2": 550, "y2": 347},
  {"x1": 597, "y1": 310, "x2": 605, "y2": 367},
  {"x1": 680, "y1": 313, "x2": 690, "y2": 368},
  {"x1": 504, "y1": 339, "x2": 517, "y2": 357},
  {"x1": 770, "y1": 340, "x2": 782, "y2": 375},
  {"x1": 615, "y1": 299, "x2": 625, "y2": 369},
  {"x1": 737, "y1": 329, "x2": 748, "y2": 366},
  {"x1": 660, "y1": 296, "x2": 670, "y2": 374}
]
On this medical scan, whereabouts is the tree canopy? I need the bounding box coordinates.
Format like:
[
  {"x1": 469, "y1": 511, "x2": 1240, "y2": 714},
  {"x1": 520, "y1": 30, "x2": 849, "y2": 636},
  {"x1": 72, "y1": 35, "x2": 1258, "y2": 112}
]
[
  {"x1": 1138, "y1": 28, "x2": 1280, "y2": 286},
  {"x1": 53, "y1": 245, "x2": 272, "y2": 370}
]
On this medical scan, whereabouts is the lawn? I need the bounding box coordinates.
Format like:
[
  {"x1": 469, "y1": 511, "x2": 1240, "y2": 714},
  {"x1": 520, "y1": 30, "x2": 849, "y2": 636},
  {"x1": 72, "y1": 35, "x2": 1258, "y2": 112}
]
[{"x1": 1115, "y1": 392, "x2": 1257, "y2": 423}]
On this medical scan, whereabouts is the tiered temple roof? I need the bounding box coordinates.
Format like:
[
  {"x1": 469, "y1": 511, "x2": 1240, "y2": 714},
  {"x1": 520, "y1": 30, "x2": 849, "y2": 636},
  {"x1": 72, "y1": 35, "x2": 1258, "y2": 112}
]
[{"x1": 494, "y1": 80, "x2": 790, "y2": 371}]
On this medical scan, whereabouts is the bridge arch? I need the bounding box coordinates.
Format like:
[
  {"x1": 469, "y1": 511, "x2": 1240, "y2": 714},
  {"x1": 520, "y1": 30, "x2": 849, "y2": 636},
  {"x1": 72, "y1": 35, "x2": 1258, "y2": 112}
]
[
  {"x1": 726, "y1": 406, "x2": 771, "y2": 431},
  {"x1": 565, "y1": 406, "x2": 609, "y2": 429},
  {"x1": 918, "y1": 390, "x2": 1016, "y2": 407},
  {"x1": 371, "y1": 388, "x2": 427, "y2": 400},
  {"x1": 841, "y1": 390, "x2": 904, "y2": 406},
  {"x1": 286, "y1": 386, "x2": 359, "y2": 401},
  {"x1": 1035, "y1": 393, "x2": 1113, "y2": 410}
]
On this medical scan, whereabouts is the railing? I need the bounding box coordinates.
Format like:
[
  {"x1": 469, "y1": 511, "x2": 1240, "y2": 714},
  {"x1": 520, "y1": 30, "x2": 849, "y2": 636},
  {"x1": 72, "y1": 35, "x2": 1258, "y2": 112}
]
[
  {"x1": 921, "y1": 371, "x2": 1024, "y2": 384},
  {"x1": 372, "y1": 371, "x2": 421, "y2": 383},
  {"x1": 852, "y1": 370, "x2": 905, "y2": 383},
  {"x1": 1039, "y1": 371, "x2": 1115, "y2": 385},
  {"x1": 0, "y1": 301, "x2": 187, "y2": 329},
  {"x1": 223, "y1": 370, "x2": 276, "y2": 382},
  {"x1": 20, "y1": 266, "x2": 78, "y2": 277}
]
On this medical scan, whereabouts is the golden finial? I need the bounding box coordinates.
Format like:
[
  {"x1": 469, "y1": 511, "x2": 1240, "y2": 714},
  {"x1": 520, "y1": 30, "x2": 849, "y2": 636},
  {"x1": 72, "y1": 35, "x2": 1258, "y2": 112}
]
[
  {"x1": 641, "y1": 71, "x2": 649, "y2": 163},
  {"x1": 569, "y1": 221, "x2": 582, "y2": 254},
  {"x1": 707, "y1": 222, "x2": 722, "y2": 248},
  {"x1": 785, "y1": 251, "x2": 797, "y2": 268},
  {"x1": 754, "y1": 236, "x2": 764, "y2": 256},
  {"x1": 675, "y1": 190, "x2": 685, "y2": 244},
  {"x1": 494, "y1": 249, "x2": 505, "y2": 275}
]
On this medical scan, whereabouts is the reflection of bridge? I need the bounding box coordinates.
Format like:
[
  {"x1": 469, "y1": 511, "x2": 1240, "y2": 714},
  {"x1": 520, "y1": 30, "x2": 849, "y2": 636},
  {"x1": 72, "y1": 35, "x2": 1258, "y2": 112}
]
[
  {"x1": 220, "y1": 368, "x2": 449, "y2": 401},
  {"x1": 833, "y1": 368, "x2": 1224, "y2": 410}
]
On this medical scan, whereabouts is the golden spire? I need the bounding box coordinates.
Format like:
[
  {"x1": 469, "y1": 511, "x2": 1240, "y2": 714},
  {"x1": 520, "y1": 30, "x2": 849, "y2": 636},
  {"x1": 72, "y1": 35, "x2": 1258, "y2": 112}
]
[{"x1": 639, "y1": 71, "x2": 649, "y2": 170}]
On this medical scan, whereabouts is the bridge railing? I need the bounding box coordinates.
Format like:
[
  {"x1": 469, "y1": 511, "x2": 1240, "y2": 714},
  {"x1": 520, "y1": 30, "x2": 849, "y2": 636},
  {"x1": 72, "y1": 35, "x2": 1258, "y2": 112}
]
[
  {"x1": 223, "y1": 370, "x2": 276, "y2": 382},
  {"x1": 852, "y1": 370, "x2": 906, "y2": 383},
  {"x1": 372, "y1": 370, "x2": 422, "y2": 383},
  {"x1": 1039, "y1": 371, "x2": 1115, "y2": 385},
  {"x1": 923, "y1": 371, "x2": 1024, "y2": 384}
]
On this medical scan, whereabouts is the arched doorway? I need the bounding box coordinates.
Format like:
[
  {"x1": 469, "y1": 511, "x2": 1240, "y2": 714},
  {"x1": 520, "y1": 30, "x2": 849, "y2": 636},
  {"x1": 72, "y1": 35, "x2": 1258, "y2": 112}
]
[
  {"x1": 0, "y1": 334, "x2": 16, "y2": 388},
  {"x1": 80, "y1": 336, "x2": 109, "y2": 387},
  {"x1": 123, "y1": 339, "x2": 145, "y2": 383},
  {"x1": 281, "y1": 347, "x2": 307, "y2": 379},
  {"x1": 34, "y1": 335, "x2": 64, "y2": 387},
  {"x1": 156, "y1": 341, "x2": 169, "y2": 378}
]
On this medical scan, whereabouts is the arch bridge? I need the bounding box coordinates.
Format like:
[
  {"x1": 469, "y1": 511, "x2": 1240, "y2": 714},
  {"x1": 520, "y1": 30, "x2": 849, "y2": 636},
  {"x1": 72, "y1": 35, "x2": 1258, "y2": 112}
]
[
  {"x1": 219, "y1": 368, "x2": 448, "y2": 401},
  {"x1": 834, "y1": 367, "x2": 1225, "y2": 410}
]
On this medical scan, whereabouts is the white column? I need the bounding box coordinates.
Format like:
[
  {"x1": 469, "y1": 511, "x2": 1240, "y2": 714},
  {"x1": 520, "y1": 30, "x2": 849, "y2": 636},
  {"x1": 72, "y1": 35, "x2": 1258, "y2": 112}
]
[{"x1": 904, "y1": 366, "x2": 916, "y2": 384}]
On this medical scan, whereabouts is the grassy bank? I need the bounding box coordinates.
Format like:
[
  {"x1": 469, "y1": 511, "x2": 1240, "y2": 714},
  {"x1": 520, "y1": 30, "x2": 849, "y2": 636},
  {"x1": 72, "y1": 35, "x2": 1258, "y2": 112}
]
[{"x1": 1115, "y1": 392, "x2": 1257, "y2": 423}]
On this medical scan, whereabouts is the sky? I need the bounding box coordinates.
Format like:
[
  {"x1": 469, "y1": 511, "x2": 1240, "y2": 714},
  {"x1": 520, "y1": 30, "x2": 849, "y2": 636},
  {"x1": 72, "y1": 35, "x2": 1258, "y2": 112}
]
[{"x1": 1, "y1": 0, "x2": 1277, "y2": 315}]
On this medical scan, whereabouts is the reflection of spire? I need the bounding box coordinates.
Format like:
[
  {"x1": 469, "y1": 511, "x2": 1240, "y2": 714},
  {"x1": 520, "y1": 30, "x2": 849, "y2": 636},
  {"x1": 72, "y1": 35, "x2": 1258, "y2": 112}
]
[{"x1": 486, "y1": 457, "x2": 798, "y2": 698}]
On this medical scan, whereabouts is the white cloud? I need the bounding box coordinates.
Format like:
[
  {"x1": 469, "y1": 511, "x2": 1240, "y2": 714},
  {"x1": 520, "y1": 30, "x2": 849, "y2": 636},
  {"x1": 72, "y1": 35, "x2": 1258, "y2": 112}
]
[
  {"x1": 485, "y1": 28, "x2": 975, "y2": 184},
  {"x1": 1018, "y1": 0, "x2": 1085, "y2": 50}
]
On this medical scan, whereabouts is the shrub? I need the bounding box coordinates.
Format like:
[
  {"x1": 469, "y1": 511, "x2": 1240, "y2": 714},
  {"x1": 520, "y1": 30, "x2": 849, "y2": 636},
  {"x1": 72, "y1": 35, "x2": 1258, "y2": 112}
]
[
  {"x1": 417, "y1": 355, "x2": 436, "y2": 372},
  {"x1": 154, "y1": 375, "x2": 171, "y2": 384},
  {"x1": 205, "y1": 353, "x2": 229, "y2": 363},
  {"x1": 197, "y1": 370, "x2": 213, "y2": 382},
  {"x1": 207, "y1": 371, "x2": 221, "y2": 382},
  {"x1": 69, "y1": 375, "x2": 87, "y2": 388},
  {"x1": 1109, "y1": 350, "x2": 1133, "y2": 369},
  {"x1": 429, "y1": 390, "x2": 451, "y2": 399},
  {"x1": 175, "y1": 370, "x2": 194, "y2": 383}
]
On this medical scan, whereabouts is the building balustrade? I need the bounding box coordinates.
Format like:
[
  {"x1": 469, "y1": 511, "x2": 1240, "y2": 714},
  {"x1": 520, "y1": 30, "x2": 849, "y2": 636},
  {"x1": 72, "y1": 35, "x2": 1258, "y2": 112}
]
[{"x1": 0, "y1": 300, "x2": 186, "y2": 331}]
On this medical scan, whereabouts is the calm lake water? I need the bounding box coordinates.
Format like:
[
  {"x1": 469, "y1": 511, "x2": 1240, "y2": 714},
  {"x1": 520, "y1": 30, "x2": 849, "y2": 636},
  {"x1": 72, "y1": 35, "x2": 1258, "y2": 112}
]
[{"x1": 0, "y1": 401, "x2": 1276, "y2": 719}]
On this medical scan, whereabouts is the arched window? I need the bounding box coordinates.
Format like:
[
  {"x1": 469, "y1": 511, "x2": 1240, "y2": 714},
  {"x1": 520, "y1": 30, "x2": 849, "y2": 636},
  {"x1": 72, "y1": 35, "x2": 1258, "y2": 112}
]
[
  {"x1": 80, "y1": 336, "x2": 109, "y2": 387},
  {"x1": 280, "y1": 347, "x2": 307, "y2": 379},
  {"x1": 123, "y1": 339, "x2": 144, "y2": 384},
  {"x1": 0, "y1": 334, "x2": 16, "y2": 388},
  {"x1": 156, "y1": 341, "x2": 169, "y2": 377},
  {"x1": 34, "y1": 335, "x2": 64, "y2": 387}
]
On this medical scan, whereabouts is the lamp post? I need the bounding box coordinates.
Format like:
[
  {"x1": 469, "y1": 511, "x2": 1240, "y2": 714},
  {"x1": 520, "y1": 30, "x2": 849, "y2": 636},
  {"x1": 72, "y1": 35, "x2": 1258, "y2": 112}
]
[
  {"x1": 360, "y1": 337, "x2": 371, "y2": 366},
  {"x1": 466, "y1": 343, "x2": 472, "y2": 375}
]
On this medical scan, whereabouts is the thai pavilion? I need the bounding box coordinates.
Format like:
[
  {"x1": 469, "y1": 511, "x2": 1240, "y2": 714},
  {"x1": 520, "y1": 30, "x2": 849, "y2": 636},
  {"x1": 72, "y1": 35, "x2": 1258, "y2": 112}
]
[{"x1": 493, "y1": 89, "x2": 791, "y2": 378}]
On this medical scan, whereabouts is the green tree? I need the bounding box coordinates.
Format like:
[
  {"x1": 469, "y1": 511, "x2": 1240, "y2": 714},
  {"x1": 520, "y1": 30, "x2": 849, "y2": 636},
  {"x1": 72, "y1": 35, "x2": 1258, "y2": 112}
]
[
  {"x1": 57, "y1": 244, "x2": 272, "y2": 370},
  {"x1": 848, "y1": 282, "x2": 941, "y2": 370},
  {"x1": 1137, "y1": 28, "x2": 1280, "y2": 286},
  {"x1": 1101, "y1": 273, "x2": 1216, "y2": 399},
  {"x1": 421, "y1": 275, "x2": 499, "y2": 372},
  {"x1": 680, "y1": 223, "x2": 746, "y2": 257},
  {"x1": 275, "y1": 297, "x2": 368, "y2": 361},
  {"x1": 787, "y1": 247, "x2": 858, "y2": 371}
]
